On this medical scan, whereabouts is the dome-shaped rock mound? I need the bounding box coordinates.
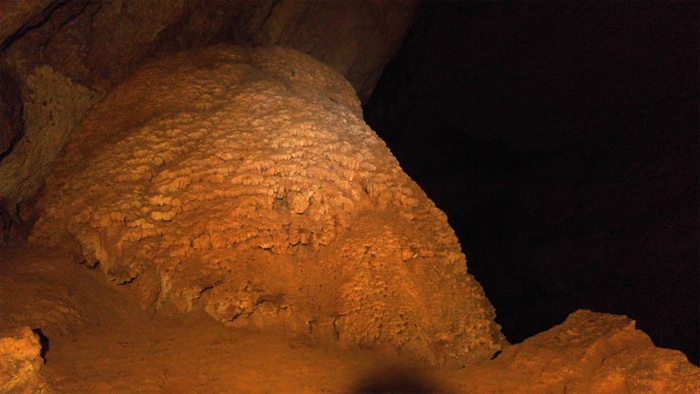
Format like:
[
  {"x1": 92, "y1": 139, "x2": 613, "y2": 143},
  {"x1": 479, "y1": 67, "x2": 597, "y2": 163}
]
[{"x1": 30, "y1": 45, "x2": 506, "y2": 366}]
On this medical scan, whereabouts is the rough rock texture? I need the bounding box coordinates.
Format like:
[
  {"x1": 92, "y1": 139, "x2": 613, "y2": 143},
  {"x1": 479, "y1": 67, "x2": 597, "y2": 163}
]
[
  {"x1": 0, "y1": 0, "x2": 416, "y2": 237},
  {"x1": 452, "y1": 310, "x2": 700, "y2": 393},
  {"x1": 0, "y1": 64, "x2": 98, "y2": 225},
  {"x1": 0, "y1": 0, "x2": 415, "y2": 101},
  {"x1": 0, "y1": 245, "x2": 130, "y2": 338},
  {"x1": 0, "y1": 61, "x2": 23, "y2": 160},
  {"x1": 30, "y1": 45, "x2": 505, "y2": 366},
  {"x1": 0, "y1": 326, "x2": 51, "y2": 394}
]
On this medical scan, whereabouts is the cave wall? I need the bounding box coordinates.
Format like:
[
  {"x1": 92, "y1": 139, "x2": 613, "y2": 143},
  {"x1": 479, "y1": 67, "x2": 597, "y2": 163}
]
[
  {"x1": 0, "y1": 0, "x2": 417, "y2": 238},
  {"x1": 0, "y1": 0, "x2": 510, "y2": 366}
]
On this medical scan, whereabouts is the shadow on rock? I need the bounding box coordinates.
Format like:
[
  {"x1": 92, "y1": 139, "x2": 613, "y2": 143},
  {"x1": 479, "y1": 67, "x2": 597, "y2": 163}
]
[{"x1": 350, "y1": 364, "x2": 446, "y2": 394}]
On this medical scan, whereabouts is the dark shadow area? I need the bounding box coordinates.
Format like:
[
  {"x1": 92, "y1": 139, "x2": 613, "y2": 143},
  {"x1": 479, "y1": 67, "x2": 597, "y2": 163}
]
[
  {"x1": 31, "y1": 328, "x2": 49, "y2": 363},
  {"x1": 364, "y1": 0, "x2": 699, "y2": 365},
  {"x1": 0, "y1": 199, "x2": 13, "y2": 244},
  {"x1": 350, "y1": 364, "x2": 445, "y2": 394}
]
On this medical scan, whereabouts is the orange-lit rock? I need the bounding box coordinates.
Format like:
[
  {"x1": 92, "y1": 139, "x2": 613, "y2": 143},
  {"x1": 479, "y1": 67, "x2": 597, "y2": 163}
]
[
  {"x1": 0, "y1": 0, "x2": 416, "y2": 234},
  {"x1": 30, "y1": 45, "x2": 506, "y2": 367},
  {"x1": 446, "y1": 310, "x2": 700, "y2": 393},
  {"x1": 0, "y1": 326, "x2": 51, "y2": 394}
]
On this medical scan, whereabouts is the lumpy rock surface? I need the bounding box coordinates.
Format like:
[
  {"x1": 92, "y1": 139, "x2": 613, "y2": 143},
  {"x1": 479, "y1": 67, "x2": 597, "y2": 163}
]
[{"x1": 31, "y1": 45, "x2": 505, "y2": 366}]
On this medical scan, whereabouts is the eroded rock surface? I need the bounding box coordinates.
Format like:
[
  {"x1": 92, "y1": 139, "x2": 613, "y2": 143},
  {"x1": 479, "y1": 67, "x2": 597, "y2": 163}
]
[
  {"x1": 2, "y1": 249, "x2": 699, "y2": 393},
  {"x1": 0, "y1": 326, "x2": 51, "y2": 394},
  {"x1": 30, "y1": 45, "x2": 505, "y2": 366},
  {"x1": 452, "y1": 310, "x2": 700, "y2": 393},
  {"x1": 0, "y1": 0, "x2": 416, "y2": 238}
]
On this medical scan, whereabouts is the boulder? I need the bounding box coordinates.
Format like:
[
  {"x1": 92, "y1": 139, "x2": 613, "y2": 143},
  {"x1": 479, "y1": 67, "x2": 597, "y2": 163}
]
[{"x1": 30, "y1": 45, "x2": 506, "y2": 366}]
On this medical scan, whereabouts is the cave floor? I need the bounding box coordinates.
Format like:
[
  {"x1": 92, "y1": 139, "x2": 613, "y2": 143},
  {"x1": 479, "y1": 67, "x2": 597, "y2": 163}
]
[
  {"x1": 3, "y1": 241, "x2": 696, "y2": 393},
  {"x1": 42, "y1": 311, "x2": 431, "y2": 393},
  {"x1": 1, "y1": 242, "x2": 489, "y2": 393}
]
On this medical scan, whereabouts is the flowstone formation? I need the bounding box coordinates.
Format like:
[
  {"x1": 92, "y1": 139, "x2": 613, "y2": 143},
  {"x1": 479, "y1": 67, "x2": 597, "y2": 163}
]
[
  {"x1": 0, "y1": 0, "x2": 416, "y2": 241},
  {"x1": 31, "y1": 45, "x2": 506, "y2": 366}
]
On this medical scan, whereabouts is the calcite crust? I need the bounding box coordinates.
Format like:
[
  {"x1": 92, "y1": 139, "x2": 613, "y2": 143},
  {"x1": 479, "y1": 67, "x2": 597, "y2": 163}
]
[{"x1": 31, "y1": 45, "x2": 506, "y2": 365}]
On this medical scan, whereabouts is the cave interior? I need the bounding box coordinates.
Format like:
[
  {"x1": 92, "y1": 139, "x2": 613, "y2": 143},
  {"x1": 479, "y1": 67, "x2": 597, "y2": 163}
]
[{"x1": 0, "y1": 0, "x2": 698, "y2": 391}]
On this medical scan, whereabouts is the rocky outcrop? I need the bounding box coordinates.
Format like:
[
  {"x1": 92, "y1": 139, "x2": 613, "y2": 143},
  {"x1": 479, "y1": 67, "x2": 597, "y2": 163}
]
[
  {"x1": 29, "y1": 45, "x2": 506, "y2": 366},
  {"x1": 0, "y1": 0, "x2": 416, "y2": 239},
  {"x1": 0, "y1": 326, "x2": 51, "y2": 394},
  {"x1": 451, "y1": 310, "x2": 700, "y2": 393}
]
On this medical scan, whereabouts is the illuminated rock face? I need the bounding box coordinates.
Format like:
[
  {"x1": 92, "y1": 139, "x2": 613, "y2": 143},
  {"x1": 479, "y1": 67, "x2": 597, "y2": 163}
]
[
  {"x1": 455, "y1": 310, "x2": 700, "y2": 393},
  {"x1": 31, "y1": 45, "x2": 506, "y2": 366},
  {"x1": 0, "y1": 326, "x2": 50, "y2": 394},
  {"x1": 0, "y1": 0, "x2": 416, "y2": 236}
]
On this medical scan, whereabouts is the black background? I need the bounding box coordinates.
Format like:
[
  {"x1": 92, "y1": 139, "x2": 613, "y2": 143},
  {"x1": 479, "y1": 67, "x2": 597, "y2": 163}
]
[{"x1": 364, "y1": 1, "x2": 699, "y2": 364}]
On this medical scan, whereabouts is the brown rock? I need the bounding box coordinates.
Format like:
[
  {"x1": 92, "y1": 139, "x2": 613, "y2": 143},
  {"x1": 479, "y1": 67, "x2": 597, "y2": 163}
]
[
  {"x1": 0, "y1": 64, "x2": 98, "y2": 231},
  {"x1": 29, "y1": 45, "x2": 506, "y2": 367},
  {"x1": 0, "y1": 0, "x2": 56, "y2": 51},
  {"x1": 0, "y1": 326, "x2": 51, "y2": 394},
  {"x1": 0, "y1": 61, "x2": 23, "y2": 159},
  {"x1": 0, "y1": 0, "x2": 415, "y2": 234},
  {"x1": 450, "y1": 310, "x2": 700, "y2": 393}
]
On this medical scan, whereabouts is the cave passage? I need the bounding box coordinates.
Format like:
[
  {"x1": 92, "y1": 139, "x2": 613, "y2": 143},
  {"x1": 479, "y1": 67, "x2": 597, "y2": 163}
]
[{"x1": 363, "y1": 0, "x2": 699, "y2": 365}]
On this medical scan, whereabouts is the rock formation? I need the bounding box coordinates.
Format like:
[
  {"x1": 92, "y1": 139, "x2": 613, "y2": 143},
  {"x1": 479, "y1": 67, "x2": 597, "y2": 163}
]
[
  {"x1": 453, "y1": 310, "x2": 700, "y2": 393},
  {"x1": 0, "y1": 326, "x2": 51, "y2": 394},
  {"x1": 29, "y1": 44, "x2": 506, "y2": 366},
  {"x1": 1, "y1": 1, "x2": 697, "y2": 392},
  {"x1": 0, "y1": 0, "x2": 417, "y2": 233}
]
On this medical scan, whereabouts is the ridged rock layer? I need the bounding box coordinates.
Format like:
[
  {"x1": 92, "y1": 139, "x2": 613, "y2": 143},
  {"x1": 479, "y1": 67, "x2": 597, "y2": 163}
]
[{"x1": 31, "y1": 45, "x2": 506, "y2": 366}]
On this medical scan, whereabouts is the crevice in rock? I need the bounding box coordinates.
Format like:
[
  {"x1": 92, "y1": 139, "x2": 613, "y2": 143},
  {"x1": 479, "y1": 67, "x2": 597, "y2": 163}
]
[
  {"x1": 0, "y1": 61, "x2": 24, "y2": 162},
  {"x1": 0, "y1": 0, "x2": 72, "y2": 52},
  {"x1": 30, "y1": 328, "x2": 49, "y2": 364},
  {"x1": 0, "y1": 199, "x2": 16, "y2": 244},
  {"x1": 37, "y1": 0, "x2": 94, "y2": 50}
]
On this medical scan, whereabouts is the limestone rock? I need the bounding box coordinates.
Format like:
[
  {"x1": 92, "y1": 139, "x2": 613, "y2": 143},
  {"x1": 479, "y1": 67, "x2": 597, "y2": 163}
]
[
  {"x1": 0, "y1": 326, "x2": 52, "y2": 394},
  {"x1": 0, "y1": 64, "x2": 99, "y2": 224},
  {"x1": 30, "y1": 45, "x2": 506, "y2": 366},
  {"x1": 0, "y1": 1, "x2": 415, "y2": 232},
  {"x1": 454, "y1": 310, "x2": 700, "y2": 393}
]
